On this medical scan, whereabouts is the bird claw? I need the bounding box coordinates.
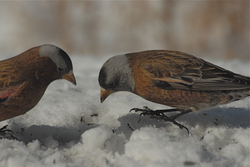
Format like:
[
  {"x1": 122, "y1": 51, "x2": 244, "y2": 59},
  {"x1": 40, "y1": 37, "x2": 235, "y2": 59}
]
[
  {"x1": 129, "y1": 106, "x2": 190, "y2": 134},
  {"x1": 170, "y1": 120, "x2": 189, "y2": 134},
  {"x1": 129, "y1": 106, "x2": 151, "y2": 113},
  {"x1": 0, "y1": 125, "x2": 17, "y2": 140},
  {"x1": 130, "y1": 106, "x2": 172, "y2": 117},
  {"x1": 149, "y1": 112, "x2": 190, "y2": 134},
  {"x1": 0, "y1": 125, "x2": 13, "y2": 133}
]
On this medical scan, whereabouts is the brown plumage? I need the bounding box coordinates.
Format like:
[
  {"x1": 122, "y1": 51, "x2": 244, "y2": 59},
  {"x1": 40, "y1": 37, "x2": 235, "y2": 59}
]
[
  {"x1": 0, "y1": 44, "x2": 76, "y2": 122},
  {"x1": 98, "y1": 50, "x2": 250, "y2": 130}
]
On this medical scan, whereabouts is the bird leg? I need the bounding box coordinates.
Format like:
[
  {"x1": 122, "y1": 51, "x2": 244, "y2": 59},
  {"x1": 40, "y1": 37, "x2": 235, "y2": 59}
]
[
  {"x1": 130, "y1": 106, "x2": 191, "y2": 133},
  {"x1": 168, "y1": 109, "x2": 192, "y2": 120},
  {"x1": 130, "y1": 106, "x2": 178, "y2": 114},
  {"x1": 0, "y1": 125, "x2": 17, "y2": 140}
]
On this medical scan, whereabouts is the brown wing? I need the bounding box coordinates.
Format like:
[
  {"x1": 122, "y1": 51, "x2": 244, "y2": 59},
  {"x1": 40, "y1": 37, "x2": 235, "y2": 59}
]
[
  {"x1": 0, "y1": 56, "x2": 24, "y2": 88},
  {"x1": 136, "y1": 50, "x2": 250, "y2": 91},
  {"x1": 0, "y1": 55, "x2": 27, "y2": 102}
]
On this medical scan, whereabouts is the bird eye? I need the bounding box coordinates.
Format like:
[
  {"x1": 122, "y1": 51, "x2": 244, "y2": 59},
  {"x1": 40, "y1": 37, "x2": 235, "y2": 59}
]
[
  {"x1": 57, "y1": 67, "x2": 64, "y2": 72},
  {"x1": 108, "y1": 82, "x2": 115, "y2": 88}
]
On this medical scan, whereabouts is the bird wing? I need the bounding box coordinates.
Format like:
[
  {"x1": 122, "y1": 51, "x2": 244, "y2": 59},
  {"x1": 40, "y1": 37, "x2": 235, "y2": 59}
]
[
  {"x1": 0, "y1": 57, "x2": 25, "y2": 102},
  {"x1": 139, "y1": 50, "x2": 250, "y2": 91}
]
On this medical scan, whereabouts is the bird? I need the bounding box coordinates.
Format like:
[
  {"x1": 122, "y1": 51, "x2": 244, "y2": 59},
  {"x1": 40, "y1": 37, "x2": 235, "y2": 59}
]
[
  {"x1": 98, "y1": 50, "x2": 250, "y2": 132},
  {"x1": 0, "y1": 44, "x2": 76, "y2": 138}
]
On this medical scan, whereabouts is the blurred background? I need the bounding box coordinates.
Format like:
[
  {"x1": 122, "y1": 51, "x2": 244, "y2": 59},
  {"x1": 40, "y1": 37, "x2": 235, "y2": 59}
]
[{"x1": 0, "y1": 1, "x2": 249, "y2": 60}]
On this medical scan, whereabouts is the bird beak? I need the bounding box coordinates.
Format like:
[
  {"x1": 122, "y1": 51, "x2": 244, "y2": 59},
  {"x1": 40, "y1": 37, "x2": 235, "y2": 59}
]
[
  {"x1": 62, "y1": 72, "x2": 77, "y2": 85},
  {"x1": 100, "y1": 87, "x2": 113, "y2": 103}
]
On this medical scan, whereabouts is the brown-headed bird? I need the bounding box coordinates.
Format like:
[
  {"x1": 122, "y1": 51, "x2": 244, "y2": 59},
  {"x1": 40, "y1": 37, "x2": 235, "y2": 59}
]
[
  {"x1": 98, "y1": 50, "x2": 250, "y2": 131},
  {"x1": 0, "y1": 44, "x2": 76, "y2": 138}
]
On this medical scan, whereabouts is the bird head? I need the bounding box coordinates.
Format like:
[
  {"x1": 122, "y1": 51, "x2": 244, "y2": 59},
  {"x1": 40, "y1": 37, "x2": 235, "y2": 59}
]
[
  {"x1": 39, "y1": 44, "x2": 76, "y2": 85},
  {"x1": 98, "y1": 54, "x2": 135, "y2": 103}
]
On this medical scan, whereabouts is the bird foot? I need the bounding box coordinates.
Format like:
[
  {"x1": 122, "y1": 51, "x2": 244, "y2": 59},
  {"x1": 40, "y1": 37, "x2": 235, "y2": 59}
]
[
  {"x1": 0, "y1": 125, "x2": 17, "y2": 140},
  {"x1": 130, "y1": 106, "x2": 156, "y2": 114},
  {"x1": 130, "y1": 106, "x2": 190, "y2": 134}
]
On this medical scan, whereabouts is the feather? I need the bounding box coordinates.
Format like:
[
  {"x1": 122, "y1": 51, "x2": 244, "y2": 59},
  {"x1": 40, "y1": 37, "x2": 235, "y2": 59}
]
[{"x1": 132, "y1": 50, "x2": 250, "y2": 91}]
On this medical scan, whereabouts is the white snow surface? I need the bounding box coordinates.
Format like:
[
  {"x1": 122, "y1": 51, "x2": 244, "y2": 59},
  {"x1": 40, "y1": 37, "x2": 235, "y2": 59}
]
[{"x1": 0, "y1": 55, "x2": 249, "y2": 167}]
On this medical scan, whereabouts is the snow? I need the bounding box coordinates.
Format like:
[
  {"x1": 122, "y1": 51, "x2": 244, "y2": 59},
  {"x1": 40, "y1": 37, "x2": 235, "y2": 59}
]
[{"x1": 0, "y1": 55, "x2": 249, "y2": 167}]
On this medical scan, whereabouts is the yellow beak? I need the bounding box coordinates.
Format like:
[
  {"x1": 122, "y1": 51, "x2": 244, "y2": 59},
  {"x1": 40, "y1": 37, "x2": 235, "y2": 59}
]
[
  {"x1": 100, "y1": 87, "x2": 113, "y2": 103},
  {"x1": 62, "y1": 72, "x2": 77, "y2": 85}
]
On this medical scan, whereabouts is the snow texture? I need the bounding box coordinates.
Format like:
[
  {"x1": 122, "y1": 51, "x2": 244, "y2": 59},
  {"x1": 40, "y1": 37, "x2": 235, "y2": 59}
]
[{"x1": 0, "y1": 55, "x2": 249, "y2": 167}]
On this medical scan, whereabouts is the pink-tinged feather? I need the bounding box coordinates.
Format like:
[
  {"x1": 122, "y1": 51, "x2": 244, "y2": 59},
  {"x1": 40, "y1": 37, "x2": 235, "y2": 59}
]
[{"x1": 0, "y1": 85, "x2": 20, "y2": 99}]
